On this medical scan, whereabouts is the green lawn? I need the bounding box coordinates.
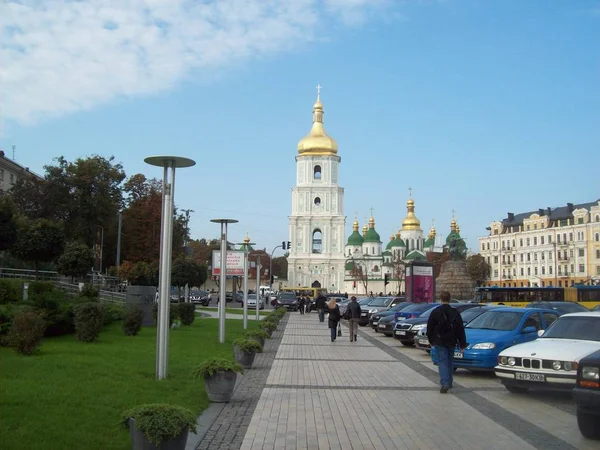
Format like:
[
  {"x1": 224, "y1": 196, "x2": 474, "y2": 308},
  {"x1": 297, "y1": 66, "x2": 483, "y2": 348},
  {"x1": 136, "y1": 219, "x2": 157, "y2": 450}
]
[
  {"x1": 0, "y1": 317, "x2": 259, "y2": 450},
  {"x1": 198, "y1": 307, "x2": 270, "y2": 316}
]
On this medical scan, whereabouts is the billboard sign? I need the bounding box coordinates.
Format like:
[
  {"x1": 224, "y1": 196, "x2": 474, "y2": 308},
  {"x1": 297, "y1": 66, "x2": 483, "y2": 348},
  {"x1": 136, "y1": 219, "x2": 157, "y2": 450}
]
[
  {"x1": 212, "y1": 250, "x2": 245, "y2": 276},
  {"x1": 405, "y1": 262, "x2": 435, "y2": 303}
]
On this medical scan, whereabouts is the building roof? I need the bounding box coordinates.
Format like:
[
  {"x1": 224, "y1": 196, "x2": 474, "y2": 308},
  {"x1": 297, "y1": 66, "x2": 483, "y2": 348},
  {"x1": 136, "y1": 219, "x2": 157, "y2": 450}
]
[{"x1": 499, "y1": 200, "x2": 600, "y2": 229}]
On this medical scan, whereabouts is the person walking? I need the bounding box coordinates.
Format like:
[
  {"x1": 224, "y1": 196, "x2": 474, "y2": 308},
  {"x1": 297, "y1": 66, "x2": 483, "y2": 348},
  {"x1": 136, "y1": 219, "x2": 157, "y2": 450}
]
[
  {"x1": 346, "y1": 296, "x2": 361, "y2": 342},
  {"x1": 315, "y1": 294, "x2": 327, "y2": 322},
  {"x1": 426, "y1": 291, "x2": 467, "y2": 393},
  {"x1": 298, "y1": 296, "x2": 305, "y2": 315},
  {"x1": 327, "y1": 299, "x2": 341, "y2": 342}
]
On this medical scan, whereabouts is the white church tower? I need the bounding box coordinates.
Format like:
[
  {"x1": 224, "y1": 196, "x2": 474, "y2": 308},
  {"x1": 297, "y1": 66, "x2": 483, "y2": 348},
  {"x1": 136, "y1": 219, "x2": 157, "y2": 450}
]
[{"x1": 287, "y1": 87, "x2": 346, "y2": 292}]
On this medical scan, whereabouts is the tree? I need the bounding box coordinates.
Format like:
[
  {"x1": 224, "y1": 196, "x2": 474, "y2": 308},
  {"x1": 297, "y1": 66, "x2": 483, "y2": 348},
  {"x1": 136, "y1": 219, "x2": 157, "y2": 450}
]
[
  {"x1": 427, "y1": 250, "x2": 451, "y2": 279},
  {"x1": 188, "y1": 238, "x2": 220, "y2": 266},
  {"x1": 271, "y1": 256, "x2": 288, "y2": 279},
  {"x1": 349, "y1": 259, "x2": 369, "y2": 294},
  {"x1": 391, "y1": 254, "x2": 406, "y2": 295},
  {"x1": 0, "y1": 195, "x2": 18, "y2": 251},
  {"x1": 466, "y1": 254, "x2": 491, "y2": 286},
  {"x1": 11, "y1": 218, "x2": 65, "y2": 276},
  {"x1": 171, "y1": 258, "x2": 208, "y2": 290},
  {"x1": 57, "y1": 241, "x2": 94, "y2": 280},
  {"x1": 117, "y1": 260, "x2": 158, "y2": 286}
]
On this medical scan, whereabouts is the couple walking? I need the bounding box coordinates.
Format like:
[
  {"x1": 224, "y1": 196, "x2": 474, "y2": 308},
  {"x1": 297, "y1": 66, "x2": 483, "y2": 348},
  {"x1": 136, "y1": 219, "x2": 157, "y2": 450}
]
[{"x1": 326, "y1": 296, "x2": 361, "y2": 342}]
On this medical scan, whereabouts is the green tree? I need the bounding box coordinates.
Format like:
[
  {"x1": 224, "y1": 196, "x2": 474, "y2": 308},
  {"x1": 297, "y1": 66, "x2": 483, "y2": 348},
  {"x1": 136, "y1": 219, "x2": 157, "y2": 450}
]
[
  {"x1": 188, "y1": 238, "x2": 221, "y2": 266},
  {"x1": 0, "y1": 195, "x2": 18, "y2": 251},
  {"x1": 11, "y1": 218, "x2": 65, "y2": 276},
  {"x1": 466, "y1": 254, "x2": 491, "y2": 286},
  {"x1": 171, "y1": 258, "x2": 208, "y2": 293},
  {"x1": 271, "y1": 256, "x2": 288, "y2": 279},
  {"x1": 57, "y1": 242, "x2": 94, "y2": 280},
  {"x1": 118, "y1": 260, "x2": 159, "y2": 286}
]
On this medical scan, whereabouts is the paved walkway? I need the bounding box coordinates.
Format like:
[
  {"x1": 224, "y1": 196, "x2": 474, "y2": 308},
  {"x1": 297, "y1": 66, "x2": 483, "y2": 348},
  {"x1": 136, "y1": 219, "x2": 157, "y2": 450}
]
[{"x1": 235, "y1": 313, "x2": 598, "y2": 450}]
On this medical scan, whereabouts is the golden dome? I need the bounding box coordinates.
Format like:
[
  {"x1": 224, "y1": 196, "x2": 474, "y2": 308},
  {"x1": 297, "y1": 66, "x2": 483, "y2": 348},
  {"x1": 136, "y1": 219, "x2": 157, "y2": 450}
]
[
  {"x1": 368, "y1": 216, "x2": 375, "y2": 228},
  {"x1": 429, "y1": 224, "x2": 436, "y2": 239},
  {"x1": 395, "y1": 230, "x2": 402, "y2": 239},
  {"x1": 353, "y1": 219, "x2": 359, "y2": 232},
  {"x1": 244, "y1": 233, "x2": 250, "y2": 244},
  {"x1": 450, "y1": 218, "x2": 457, "y2": 232},
  {"x1": 297, "y1": 90, "x2": 338, "y2": 156},
  {"x1": 401, "y1": 197, "x2": 422, "y2": 231},
  {"x1": 456, "y1": 224, "x2": 461, "y2": 234},
  {"x1": 362, "y1": 223, "x2": 368, "y2": 236}
]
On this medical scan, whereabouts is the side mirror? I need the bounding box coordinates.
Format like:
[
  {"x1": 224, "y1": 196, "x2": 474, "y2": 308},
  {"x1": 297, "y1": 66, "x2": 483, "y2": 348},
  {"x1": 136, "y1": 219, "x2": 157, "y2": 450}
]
[
  {"x1": 522, "y1": 326, "x2": 537, "y2": 334},
  {"x1": 537, "y1": 329, "x2": 545, "y2": 337}
]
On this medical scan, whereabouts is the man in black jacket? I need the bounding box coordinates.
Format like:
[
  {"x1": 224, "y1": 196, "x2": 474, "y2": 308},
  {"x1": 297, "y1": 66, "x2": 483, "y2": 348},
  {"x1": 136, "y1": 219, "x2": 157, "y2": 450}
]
[
  {"x1": 427, "y1": 291, "x2": 467, "y2": 393},
  {"x1": 315, "y1": 294, "x2": 327, "y2": 322},
  {"x1": 346, "y1": 296, "x2": 361, "y2": 342}
]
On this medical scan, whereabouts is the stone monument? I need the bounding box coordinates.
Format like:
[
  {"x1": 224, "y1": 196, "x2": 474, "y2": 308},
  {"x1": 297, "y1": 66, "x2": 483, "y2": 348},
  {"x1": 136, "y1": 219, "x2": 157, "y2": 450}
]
[{"x1": 435, "y1": 234, "x2": 475, "y2": 300}]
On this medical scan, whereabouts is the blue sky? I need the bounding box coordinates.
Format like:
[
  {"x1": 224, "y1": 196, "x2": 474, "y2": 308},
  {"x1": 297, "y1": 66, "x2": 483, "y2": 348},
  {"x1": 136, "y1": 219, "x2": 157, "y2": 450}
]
[{"x1": 2, "y1": 0, "x2": 599, "y2": 258}]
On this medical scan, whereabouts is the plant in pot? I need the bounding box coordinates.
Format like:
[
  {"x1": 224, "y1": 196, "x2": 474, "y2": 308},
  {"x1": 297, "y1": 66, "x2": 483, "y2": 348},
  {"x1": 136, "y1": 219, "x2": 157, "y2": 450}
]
[
  {"x1": 122, "y1": 403, "x2": 196, "y2": 450},
  {"x1": 232, "y1": 338, "x2": 262, "y2": 369},
  {"x1": 243, "y1": 329, "x2": 269, "y2": 347},
  {"x1": 260, "y1": 320, "x2": 277, "y2": 337},
  {"x1": 193, "y1": 358, "x2": 243, "y2": 403}
]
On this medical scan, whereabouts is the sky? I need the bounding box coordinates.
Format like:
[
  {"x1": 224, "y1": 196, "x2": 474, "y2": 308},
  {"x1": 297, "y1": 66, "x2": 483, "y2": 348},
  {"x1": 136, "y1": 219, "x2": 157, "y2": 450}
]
[{"x1": 1, "y1": 0, "x2": 599, "y2": 259}]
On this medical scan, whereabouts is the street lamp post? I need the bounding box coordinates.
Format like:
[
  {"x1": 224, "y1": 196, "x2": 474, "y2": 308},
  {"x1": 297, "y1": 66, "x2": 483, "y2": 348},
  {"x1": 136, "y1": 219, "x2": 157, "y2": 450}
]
[
  {"x1": 211, "y1": 219, "x2": 238, "y2": 344},
  {"x1": 269, "y1": 244, "x2": 283, "y2": 299},
  {"x1": 254, "y1": 254, "x2": 262, "y2": 321},
  {"x1": 145, "y1": 155, "x2": 196, "y2": 380},
  {"x1": 236, "y1": 239, "x2": 255, "y2": 330}
]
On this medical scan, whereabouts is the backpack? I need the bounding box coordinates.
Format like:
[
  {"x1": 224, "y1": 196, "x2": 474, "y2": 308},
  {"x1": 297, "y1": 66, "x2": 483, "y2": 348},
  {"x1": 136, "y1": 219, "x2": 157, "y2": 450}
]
[{"x1": 436, "y1": 309, "x2": 457, "y2": 343}]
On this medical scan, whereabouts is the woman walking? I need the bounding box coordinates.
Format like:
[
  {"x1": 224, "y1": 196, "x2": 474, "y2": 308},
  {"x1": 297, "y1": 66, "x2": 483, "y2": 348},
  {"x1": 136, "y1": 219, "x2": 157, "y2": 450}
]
[{"x1": 328, "y1": 299, "x2": 341, "y2": 342}]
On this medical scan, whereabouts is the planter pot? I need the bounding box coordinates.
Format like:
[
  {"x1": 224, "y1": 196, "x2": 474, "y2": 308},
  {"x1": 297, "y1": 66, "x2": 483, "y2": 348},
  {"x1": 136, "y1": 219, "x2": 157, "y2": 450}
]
[
  {"x1": 248, "y1": 336, "x2": 265, "y2": 348},
  {"x1": 261, "y1": 328, "x2": 273, "y2": 337},
  {"x1": 233, "y1": 346, "x2": 257, "y2": 369},
  {"x1": 204, "y1": 370, "x2": 238, "y2": 403},
  {"x1": 128, "y1": 418, "x2": 189, "y2": 450}
]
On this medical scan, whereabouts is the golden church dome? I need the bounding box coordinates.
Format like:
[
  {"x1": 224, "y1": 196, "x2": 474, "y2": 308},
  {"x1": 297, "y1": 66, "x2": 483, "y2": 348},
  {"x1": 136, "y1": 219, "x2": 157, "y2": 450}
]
[
  {"x1": 297, "y1": 89, "x2": 338, "y2": 156},
  {"x1": 401, "y1": 198, "x2": 422, "y2": 231}
]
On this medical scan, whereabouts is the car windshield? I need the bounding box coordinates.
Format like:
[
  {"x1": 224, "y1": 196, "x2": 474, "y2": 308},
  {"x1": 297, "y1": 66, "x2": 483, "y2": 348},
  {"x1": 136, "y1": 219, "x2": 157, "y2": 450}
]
[
  {"x1": 460, "y1": 307, "x2": 488, "y2": 323},
  {"x1": 390, "y1": 302, "x2": 412, "y2": 312},
  {"x1": 542, "y1": 316, "x2": 600, "y2": 341},
  {"x1": 359, "y1": 298, "x2": 374, "y2": 305},
  {"x1": 368, "y1": 297, "x2": 390, "y2": 307},
  {"x1": 403, "y1": 303, "x2": 437, "y2": 313},
  {"x1": 247, "y1": 294, "x2": 257, "y2": 300},
  {"x1": 279, "y1": 293, "x2": 296, "y2": 300},
  {"x1": 466, "y1": 311, "x2": 524, "y2": 331},
  {"x1": 419, "y1": 306, "x2": 440, "y2": 319}
]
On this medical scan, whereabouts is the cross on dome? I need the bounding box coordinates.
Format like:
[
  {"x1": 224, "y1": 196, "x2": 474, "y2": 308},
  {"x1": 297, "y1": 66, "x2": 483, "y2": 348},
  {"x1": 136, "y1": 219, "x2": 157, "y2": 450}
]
[{"x1": 316, "y1": 84, "x2": 322, "y2": 96}]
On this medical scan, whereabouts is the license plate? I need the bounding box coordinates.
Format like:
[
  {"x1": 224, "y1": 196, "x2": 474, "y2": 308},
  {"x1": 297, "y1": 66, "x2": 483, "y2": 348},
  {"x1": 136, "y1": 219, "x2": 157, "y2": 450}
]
[
  {"x1": 361, "y1": 313, "x2": 367, "y2": 316},
  {"x1": 378, "y1": 323, "x2": 386, "y2": 328},
  {"x1": 454, "y1": 351, "x2": 464, "y2": 359},
  {"x1": 418, "y1": 339, "x2": 429, "y2": 345},
  {"x1": 396, "y1": 331, "x2": 406, "y2": 335},
  {"x1": 515, "y1": 373, "x2": 545, "y2": 382},
  {"x1": 397, "y1": 317, "x2": 405, "y2": 321}
]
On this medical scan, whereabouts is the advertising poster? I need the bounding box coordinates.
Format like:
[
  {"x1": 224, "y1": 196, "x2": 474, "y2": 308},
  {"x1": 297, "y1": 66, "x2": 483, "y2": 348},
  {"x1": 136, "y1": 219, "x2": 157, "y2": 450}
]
[
  {"x1": 212, "y1": 250, "x2": 245, "y2": 276},
  {"x1": 406, "y1": 263, "x2": 435, "y2": 303}
]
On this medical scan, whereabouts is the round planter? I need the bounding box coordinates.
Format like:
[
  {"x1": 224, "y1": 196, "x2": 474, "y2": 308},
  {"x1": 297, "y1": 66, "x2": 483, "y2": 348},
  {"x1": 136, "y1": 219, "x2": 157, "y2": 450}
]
[
  {"x1": 128, "y1": 418, "x2": 189, "y2": 450},
  {"x1": 233, "y1": 346, "x2": 257, "y2": 369},
  {"x1": 248, "y1": 336, "x2": 265, "y2": 348},
  {"x1": 204, "y1": 370, "x2": 238, "y2": 403},
  {"x1": 261, "y1": 327, "x2": 273, "y2": 337}
]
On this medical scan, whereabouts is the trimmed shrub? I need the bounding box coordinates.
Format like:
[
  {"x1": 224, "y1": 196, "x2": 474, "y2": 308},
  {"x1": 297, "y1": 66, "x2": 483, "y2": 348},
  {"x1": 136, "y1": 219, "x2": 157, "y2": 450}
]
[
  {"x1": 243, "y1": 329, "x2": 269, "y2": 340},
  {"x1": 103, "y1": 303, "x2": 125, "y2": 325},
  {"x1": 233, "y1": 338, "x2": 262, "y2": 353},
  {"x1": 28, "y1": 281, "x2": 55, "y2": 303},
  {"x1": 178, "y1": 303, "x2": 196, "y2": 326},
  {"x1": 123, "y1": 305, "x2": 144, "y2": 336},
  {"x1": 123, "y1": 404, "x2": 197, "y2": 447},
  {"x1": 152, "y1": 302, "x2": 178, "y2": 326},
  {"x1": 80, "y1": 284, "x2": 100, "y2": 299},
  {"x1": 0, "y1": 279, "x2": 23, "y2": 305},
  {"x1": 0, "y1": 304, "x2": 36, "y2": 345},
  {"x1": 7, "y1": 310, "x2": 46, "y2": 355},
  {"x1": 192, "y1": 358, "x2": 244, "y2": 378},
  {"x1": 74, "y1": 302, "x2": 105, "y2": 342},
  {"x1": 260, "y1": 321, "x2": 277, "y2": 333}
]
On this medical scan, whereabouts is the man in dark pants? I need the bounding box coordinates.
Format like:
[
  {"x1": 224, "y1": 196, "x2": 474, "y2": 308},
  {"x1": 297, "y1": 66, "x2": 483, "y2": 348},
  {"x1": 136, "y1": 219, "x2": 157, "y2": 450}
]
[
  {"x1": 315, "y1": 294, "x2": 327, "y2": 322},
  {"x1": 427, "y1": 291, "x2": 467, "y2": 393},
  {"x1": 346, "y1": 296, "x2": 361, "y2": 342}
]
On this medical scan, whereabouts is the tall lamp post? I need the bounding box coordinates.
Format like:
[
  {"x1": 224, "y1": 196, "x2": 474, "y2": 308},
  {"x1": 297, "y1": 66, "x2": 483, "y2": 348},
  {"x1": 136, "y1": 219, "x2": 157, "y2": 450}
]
[
  {"x1": 269, "y1": 243, "x2": 284, "y2": 298},
  {"x1": 237, "y1": 237, "x2": 255, "y2": 330},
  {"x1": 145, "y1": 155, "x2": 196, "y2": 380},
  {"x1": 211, "y1": 219, "x2": 238, "y2": 343}
]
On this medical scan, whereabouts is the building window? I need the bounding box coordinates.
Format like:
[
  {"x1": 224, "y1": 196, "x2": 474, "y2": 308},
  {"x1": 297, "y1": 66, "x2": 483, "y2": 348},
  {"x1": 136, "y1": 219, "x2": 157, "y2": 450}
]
[
  {"x1": 557, "y1": 234, "x2": 561, "y2": 243},
  {"x1": 481, "y1": 244, "x2": 485, "y2": 251},
  {"x1": 533, "y1": 237, "x2": 537, "y2": 245},
  {"x1": 526, "y1": 238, "x2": 530, "y2": 246},
  {"x1": 486, "y1": 242, "x2": 490, "y2": 250},
  {"x1": 549, "y1": 266, "x2": 553, "y2": 274},
  {"x1": 527, "y1": 225, "x2": 530, "y2": 231},
  {"x1": 596, "y1": 215, "x2": 600, "y2": 222},
  {"x1": 312, "y1": 229, "x2": 322, "y2": 254},
  {"x1": 527, "y1": 268, "x2": 531, "y2": 275},
  {"x1": 578, "y1": 217, "x2": 584, "y2": 224},
  {"x1": 494, "y1": 256, "x2": 498, "y2": 264},
  {"x1": 534, "y1": 224, "x2": 538, "y2": 230},
  {"x1": 570, "y1": 249, "x2": 574, "y2": 258},
  {"x1": 313, "y1": 165, "x2": 322, "y2": 180},
  {"x1": 513, "y1": 254, "x2": 516, "y2": 263},
  {"x1": 534, "y1": 267, "x2": 538, "y2": 275},
  {"x1": 597, "y1": 267, "x2": 600, "y2": 275},
  {"x1": 0, "y1": 169, "x2": 3, "y2": 181},
  {"x1": 520, "y1": 239, "x2": 523, "y2": 247},
  {"x1": 520, "y1": 268, "x2": 524, "y2": 276},
  {"x1": 9, "y1": 174, "x2": 14, "y2": 184},
  {"x1": 596, "y1": 233, "x2": 599, "y2": 242},
  {"x1": 571, "y1": 264, "x2": 574, "y2": 273},
  {"x1": 549, "y1": 251, "x2": 552, "y2": 260},
  {"x1": 579, "y1": 249, "x2": 585, "y2": 257},
  {"x1": 596, "y1": 249, "x2": 600, "y2": 259},
  {"x1": 502, "y1": 255, "x2": 506, "y2": 263},
  {"x1": 569, "y1": 233, "x2": 573, "y2": 241},
  {"x1": 540, "y1": 236, "x2": 544, "y2": 245},
  {"x1": 579, "y1": 264, "x2": 585, "y2": 273},
  {"x1": 541, "y1": 252, "x2": 545, "y2": 260},
  {"x1": 542, "y1": 266, "x2": 545, "y2": 275},
  {"x1": 534, "y1": 253, "x2": 537, "y2": 261},
  {"x1": 314, "y1": 197, "x2": 321, "y2": 206},
  {"x1": 548, "y1": 235, "x2": 552, "y2": 243},
  {"x1": 513, "y1": 268, "x2": 516, "y2": 276},
  {"x1": 520, "y1": 254, "x2": 524, "y2": 262},
  {"x1": 527, "y1": 253, "x2": 531, "y2": 261},
  {"x1": 558, "y1": 280, "x2": 562, "y2": 287}
]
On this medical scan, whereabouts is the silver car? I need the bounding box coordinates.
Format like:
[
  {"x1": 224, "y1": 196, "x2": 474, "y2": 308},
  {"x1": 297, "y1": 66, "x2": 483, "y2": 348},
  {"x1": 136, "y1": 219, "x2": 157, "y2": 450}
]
[{"x1": 246, "y1": 294, "x2": 264, "y2": 310}]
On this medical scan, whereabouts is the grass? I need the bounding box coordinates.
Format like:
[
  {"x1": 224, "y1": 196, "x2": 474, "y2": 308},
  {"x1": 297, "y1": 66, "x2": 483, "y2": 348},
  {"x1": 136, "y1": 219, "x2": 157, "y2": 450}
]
[
  {"x1": 0, "y1": 317, "x2": 259, "y2": 450},
  {"x1": 198, "y1": 307, "x2": 270, "y2": 316}
]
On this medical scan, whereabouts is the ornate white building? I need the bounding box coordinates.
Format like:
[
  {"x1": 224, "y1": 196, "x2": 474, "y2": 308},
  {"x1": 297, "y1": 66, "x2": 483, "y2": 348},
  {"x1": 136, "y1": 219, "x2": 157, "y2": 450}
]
[{"x1": 287, "y1": 92, "x2": 347, "y2": 291}]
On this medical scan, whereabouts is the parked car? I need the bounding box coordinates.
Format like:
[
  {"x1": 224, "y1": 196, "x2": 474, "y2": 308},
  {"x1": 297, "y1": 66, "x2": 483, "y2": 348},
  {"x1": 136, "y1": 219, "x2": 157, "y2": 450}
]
[
  {"x1": 431, "y1": 307, "x2": 560, "y2": 371},
  {"x1": 370, "y1": 302, "x2": 412, "y2": 330},
  {"x1": 276, "y1": 292, "x2": 299, "y2": 311},
  {"x1": 414, "y1": 305, "x2": 499, "y2": 352},
  {"x1": 525, "y1": 301, "x2": 589, "y2": 315},
  {"x1": 224, "y1": 292, "x2": 242, "y2": 303},
  {"x1": 246, "y1": 293, "x2": 264, "y2": 310},
  {"x1": 573, "y1": 348, "x2": 600, "y2": 439},
  {"x1": 495, "y1": 312, "x2": 600, "y2": 393},
  {"x1": 394, "y1": 302, "x2": 440, "y2": 322},
  {"x1": 357, "y1": 297, "x2": 378, "y2": 325},
  {"x1": 395, "y1": 303, "x2": 483, "y2": 347},
  {"x1": 360, "y1": 297, "x2": 403, "y2": 325},
  {"x1": 190, "y1": 290, "x2": 211, "y2": 306}
]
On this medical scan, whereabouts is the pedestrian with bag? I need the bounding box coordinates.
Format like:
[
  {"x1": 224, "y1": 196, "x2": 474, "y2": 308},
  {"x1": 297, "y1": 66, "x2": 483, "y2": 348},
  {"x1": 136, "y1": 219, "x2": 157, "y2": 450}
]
[
  {"x1": 315, "y1": 294, "x2": 327, "y2": 322},
  {"x1": 327, "y1": 299, "x2": 341, "y2": 342},
  {"x1": 345, "y1": 296, "x2": 361, "y2": 342},
  {"x1": 426, "y1": 291, "x2": 467, "y2": 393},
  {"x1": 298, "y1": 296, "x2": 305, "y2": 315}
]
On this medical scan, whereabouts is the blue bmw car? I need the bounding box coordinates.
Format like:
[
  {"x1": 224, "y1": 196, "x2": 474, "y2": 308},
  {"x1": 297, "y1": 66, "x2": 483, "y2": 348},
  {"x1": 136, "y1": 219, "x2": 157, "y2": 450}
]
[{"x1": 431, "y1": 307, "x2": 560, "y2": 371}]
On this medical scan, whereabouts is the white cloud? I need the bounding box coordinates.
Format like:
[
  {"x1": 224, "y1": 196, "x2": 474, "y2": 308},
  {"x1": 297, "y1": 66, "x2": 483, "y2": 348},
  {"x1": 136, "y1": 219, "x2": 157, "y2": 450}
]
[{"x1": 1, "y1": 0, "x2": 391, "y2": 124}]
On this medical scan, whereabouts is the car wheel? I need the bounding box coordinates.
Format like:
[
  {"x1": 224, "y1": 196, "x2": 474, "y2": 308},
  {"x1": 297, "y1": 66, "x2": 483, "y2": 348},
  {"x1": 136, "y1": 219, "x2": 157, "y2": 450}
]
[
  {"x1": 505, "y1": 385, "x2": 528, "y2": 394},
  {"x1": 374, "y1": 328, "x2": 379, "y2": 333},
  {"x1": 577, "y1": 407, "x2": 600, "y2": 439},
  {"x1": 400, "y1": 341, "x2": 414, "y2": 347}
]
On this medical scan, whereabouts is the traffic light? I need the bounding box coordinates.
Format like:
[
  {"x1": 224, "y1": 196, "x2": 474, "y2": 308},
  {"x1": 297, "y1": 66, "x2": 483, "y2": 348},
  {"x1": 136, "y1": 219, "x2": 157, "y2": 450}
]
[
  {"x1": 270, "y1": 275, "x2": 274, "y2": 285},
  {"x1": 353, "y1": 281, "x2": 356, "y2": 288},
  {"x1": 384, "y1": 273, "x2": 390, "y2": 286},
  {"x1": 282, "y1": 241, "x2": 286, "y2": 250},
  {"x1": 287, "y1": 241, "x2": 291, "y2": 249}
]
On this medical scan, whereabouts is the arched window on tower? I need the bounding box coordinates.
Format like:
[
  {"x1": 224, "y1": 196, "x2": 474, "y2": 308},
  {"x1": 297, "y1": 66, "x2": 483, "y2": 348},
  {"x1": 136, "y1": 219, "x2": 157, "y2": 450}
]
[
  {"x1": 314, "y1": 165, "x2": 322, "y2": 180},
  {"x1": 312, "y1": 229, "x2": 322, "y2": 254}
]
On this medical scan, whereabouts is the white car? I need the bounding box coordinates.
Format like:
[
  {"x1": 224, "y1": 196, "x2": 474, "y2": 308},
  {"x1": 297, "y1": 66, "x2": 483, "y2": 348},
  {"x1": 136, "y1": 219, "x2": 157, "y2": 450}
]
[
  {"x1": 246, "y1": 294, "x2": 264, "y2": 310},
  {"x1": 495, "y1": 312, "x2": 600, "y2": 393}
]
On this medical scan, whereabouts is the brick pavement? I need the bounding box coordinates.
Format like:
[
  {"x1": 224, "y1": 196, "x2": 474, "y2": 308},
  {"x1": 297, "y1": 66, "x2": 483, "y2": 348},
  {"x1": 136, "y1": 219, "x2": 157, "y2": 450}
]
[{"x1": 238, "y1": 313, "x2": 591, "y2": 450}]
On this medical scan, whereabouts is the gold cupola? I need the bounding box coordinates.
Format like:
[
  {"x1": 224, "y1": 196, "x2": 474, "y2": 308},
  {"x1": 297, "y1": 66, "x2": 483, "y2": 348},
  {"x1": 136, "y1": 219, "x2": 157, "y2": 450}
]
[
  {"x1": 362, "y1": 223, "x2": 368, "y2": 236},
  {"x1": 450, "y1": 217, "x2": 457, "y2": 232},
  {"x1": 297, "y1": 87, "x2": 338, "y2": 156},
  {"x1": 353, "y1": 219, "x2": 360, "y2": 232},
  {"x1": 401, "y1": 197, "x2": 422, "y2": 231},
  {"x1": 244, "y1": 233, "x2": 250, "y2": 244},
  {"x1": 429, "y1": 223, "x2": 437, "y2": 240}
]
